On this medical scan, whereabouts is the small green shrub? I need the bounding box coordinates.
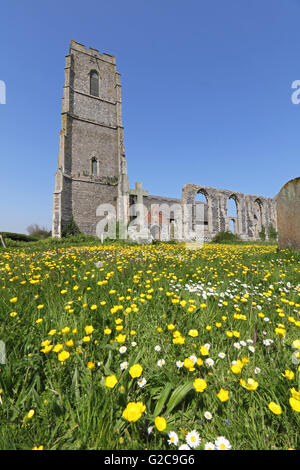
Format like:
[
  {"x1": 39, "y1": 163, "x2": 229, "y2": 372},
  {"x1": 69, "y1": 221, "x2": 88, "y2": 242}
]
[
  {"x1": 259, "y1": 225, "x2": 266, "y2": 241},
  {"x1": 1, "y1": 232, "x2": 38, "y2": 242},
  {"x1": 268, "y1": 224, "x2": 278, "y2": 241},
  {"x1": 211, "y1": 231, "x2": 241, "y2": 244},
  {"x1": 61, "y1": 217, "x2": 81, "y2": 237}
]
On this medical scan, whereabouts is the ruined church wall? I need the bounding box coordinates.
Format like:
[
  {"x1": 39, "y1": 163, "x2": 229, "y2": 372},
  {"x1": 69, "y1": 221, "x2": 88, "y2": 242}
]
[{"x1": 181, "y1": 184, "x2": 277, "y2": 242}]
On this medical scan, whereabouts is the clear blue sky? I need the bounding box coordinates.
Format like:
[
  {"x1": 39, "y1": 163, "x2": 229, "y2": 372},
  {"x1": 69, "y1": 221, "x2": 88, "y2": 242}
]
[{"x1": 0, "y1": 0, "x2": 299, "y2": 233}]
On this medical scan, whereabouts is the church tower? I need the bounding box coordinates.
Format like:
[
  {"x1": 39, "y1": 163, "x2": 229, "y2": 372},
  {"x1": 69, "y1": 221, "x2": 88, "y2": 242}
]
[{"x1": 52, "y1": 40, "x2": 129, "y2": 237}]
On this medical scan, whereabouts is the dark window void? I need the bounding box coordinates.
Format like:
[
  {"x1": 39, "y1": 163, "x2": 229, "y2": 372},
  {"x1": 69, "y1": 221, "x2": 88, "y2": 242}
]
[
  {"x1": 90, "y1": 71, "x2": 99, "y2": 97},
  {"x1": 91, "y1": 158, "x2": 97, "y2": 176}
]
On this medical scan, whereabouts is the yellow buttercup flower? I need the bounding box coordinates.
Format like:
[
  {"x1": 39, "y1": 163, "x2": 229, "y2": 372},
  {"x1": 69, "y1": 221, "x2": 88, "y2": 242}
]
[
  {"x1": 172, "y1": 335, "x2": 185, "y2": 345},
  {"x1": 188, "y1": 329, "x2": 198, "y2": 337},
  {"x1": 129, "y1": 364, "x2": 143, "y2": 378},
  {"x1": 292, "y1": 339, "x2": 300, "y2": 350},
  {"x1": 184, "y1": 358, "x2": 195, "y2": 371},
  {"x1": 193, "y1": 378, "x2": 207, "y2": 393},
  {"x1": 27, "y1": 409, "x2": 35, "y2": 419},
  {"x1": 289, "y1": 397, "x2": 300, "y2": 412},
  {"x1": 57, "y1": 350, "x2": 70, "y2": 362},
  {"x1": 84, "y1": 325, "x2": 94, "y2": 335},
  {"x1": 40, "y1": 344, "x2": 53, "y2": 354},
  {"x1": 240, "y1": 378, "x2": 259, "y2": 391},
  {"x1": 217, "y1": 388, "x2": 229, "y2": 402},
  {"x1": 115, "y1": 333, "x2": 126, "y2": 343},
  {"x1": 105, "y1": 375, "x2": 118, "y2": 388},
  {"x1": 122, "y1": 402, "x2": 146, "y2": 422},
  {"x1": 275, "y1": 327, "x2": 286, "y2": 338},
  {"x1": 290, "y1": 388, "x2": 300, "y2": 401},
  {"x1": 200, "y1": 346, "x2": 209, "y2": 356},
  {"x1": 268, "y1": 401, "x2": 282, "y2": 415},
  {"x1": 154, "y1": 416, "x2": 167, "y2": 431},
  {"x1": 231, "y1": 363, "x2": 243, "y2": 374},
  {"x1": 281, "y1": 370, "x2": 294, "y2": 380}
]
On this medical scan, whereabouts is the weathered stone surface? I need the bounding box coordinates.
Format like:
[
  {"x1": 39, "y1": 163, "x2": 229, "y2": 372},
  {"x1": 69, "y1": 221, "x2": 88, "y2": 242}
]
[
  {"x1": 276, "y1": 177, "x2": 300, "y2": 250},
  {"x1": 52, "y1": 40, "x2": 278, "y2": 243},
  {"x1": 52, "y1": 40, "x2": 129, "y2": 237},
  {"x1": 181, "y1": 184, "x2": 277, "y2": 242}
]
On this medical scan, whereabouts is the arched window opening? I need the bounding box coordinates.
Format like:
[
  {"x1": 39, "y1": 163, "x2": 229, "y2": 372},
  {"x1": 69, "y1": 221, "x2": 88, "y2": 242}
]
[
  {"x1": 91, "y1": 157, "x2": 98, "y2": 176},
  {"x1": 229, "y1": 219, "x2": 235, "y2": 233},
  {"x1": 227, "y1": 196, "x2": 238, "y2": 218},
  {"x1": 159, "y1": 211, "x2": 163, "y2": 225},
  {"x1": 193, "y1": 190, "x2": 208, "y2": 230},
  {"x1": 90, "y1": 70, "x2": 99, "y2": 97},
  {"x1": 254, "y1": 199, "x2": 263, "y2": 235}
]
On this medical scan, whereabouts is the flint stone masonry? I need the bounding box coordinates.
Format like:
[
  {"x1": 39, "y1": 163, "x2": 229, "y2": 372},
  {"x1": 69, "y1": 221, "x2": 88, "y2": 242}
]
[
  {"x1": 52, "y1": 40, "x2": 278, "y2": 242},
  {"x1": 181, "y1": 184, "x2": 277, "y2": 242},
  {"x1": 276, "y1": 177, "x2": 300, "y2": 251},
  {"x1": 52, "y1": 40, "x2": 128, "y2": 237}
]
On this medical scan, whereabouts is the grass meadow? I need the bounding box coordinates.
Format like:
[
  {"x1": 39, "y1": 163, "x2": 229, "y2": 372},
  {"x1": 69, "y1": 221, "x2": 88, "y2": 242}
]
[{"x1": 0, "y1": 241, "x2": 299, "y2": 450}]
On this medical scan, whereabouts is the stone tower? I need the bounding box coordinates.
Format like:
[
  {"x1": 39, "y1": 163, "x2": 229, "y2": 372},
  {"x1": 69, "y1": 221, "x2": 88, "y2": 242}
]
[{"x1": 52, "y1": 40, "x2": 129, "y2": 237}]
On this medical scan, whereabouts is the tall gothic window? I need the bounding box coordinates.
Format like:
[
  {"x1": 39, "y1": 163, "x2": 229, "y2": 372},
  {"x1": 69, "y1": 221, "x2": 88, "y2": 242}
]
[
  {"x1": 91, "y1": 157, "x2": 97, "y2": 176},
  {"x1": 90, "y1": 70, "x2": 99, "y2": 97}
]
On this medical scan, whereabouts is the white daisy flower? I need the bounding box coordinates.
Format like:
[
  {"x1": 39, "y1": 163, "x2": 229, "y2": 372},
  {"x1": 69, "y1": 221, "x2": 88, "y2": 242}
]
[
  {"x1": 137, "y1": 377, "x2": 147, "y2": 388},
  {"x1": 119, "y1": 346, "x2": 127, "y2": 354},
  {"x1": 120, "y1": 361, "x2": 128, "y2": 370},
  {"x1": 214, "y1": 436, "x2": 231, "y2": 450},
  {"x1": 204, "y1": 411, "x2": 212, "y2": 420},
  {"x1": 178, "y1": 444, "x2": 191, "y2": 450},
  {"x1": 167, "y1": 431, "x2": 179, "y2": 446},
  {"x1": 254, "y1": 367, "x2": 261, "y2": 374},
  {"x1": 248, "y1": 345, "x2": 255, "y2": 353},
  {"x1": 157, "y1": 359, "x2": 165, "y2": 367},
  {"x1": 234, "y1": 342, "x2": 241, "y2": 349},
  {"x1": 176, "y1": 360, "x2": 184, "y2": 368},
  {"x1": 203, "y1": 343, "x2": 211, "y2": 350},
  {"x1": 240, "y1": 340, "x2": 246, "y2": 347},
  {"x1": 131, "y1": 342, "x2": 137, "y2": 347},
  {"x1": 189, "y1": 355, "x2": 197, "y2": 364},
  {"x1": 205, "y1": 358, "x2": 214, "y2": 367},
  {"x1": 154, "y1": 345, "x2": 161, "y2": 352},
  {"x1": 204, "y1": 442, "x2": 215, "y2": 450},
  {"x1": 186, "y1": 430, "x2": 201, "y2": 449},
  {"x1": 95, "y1": 261, "x2": 103, "y2": 268},
  {"x1": 218, "y1": 352, "x2": 226, "y2": 359}
]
